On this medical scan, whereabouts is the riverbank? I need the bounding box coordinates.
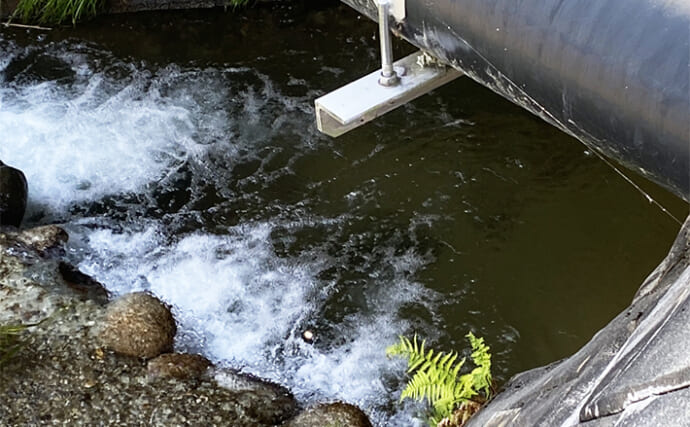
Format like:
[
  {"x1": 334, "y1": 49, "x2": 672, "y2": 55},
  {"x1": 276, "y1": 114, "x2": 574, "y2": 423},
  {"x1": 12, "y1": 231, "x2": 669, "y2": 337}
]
[{"x1": 0, "y1": 225, "x2": 372, "y2": 426}]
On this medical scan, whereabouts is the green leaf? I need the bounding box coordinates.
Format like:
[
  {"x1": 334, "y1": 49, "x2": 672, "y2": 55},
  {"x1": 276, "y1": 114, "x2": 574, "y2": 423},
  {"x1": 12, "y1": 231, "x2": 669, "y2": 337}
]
[{"x1": 387, "y1": 332, "x2": 494, "y2": 426}]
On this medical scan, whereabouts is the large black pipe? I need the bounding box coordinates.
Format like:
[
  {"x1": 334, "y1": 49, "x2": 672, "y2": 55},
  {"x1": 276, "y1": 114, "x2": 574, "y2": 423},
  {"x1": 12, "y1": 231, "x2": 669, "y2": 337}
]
[{"x1": 341, "y1": 0, "x2": 690, "y2": 201}]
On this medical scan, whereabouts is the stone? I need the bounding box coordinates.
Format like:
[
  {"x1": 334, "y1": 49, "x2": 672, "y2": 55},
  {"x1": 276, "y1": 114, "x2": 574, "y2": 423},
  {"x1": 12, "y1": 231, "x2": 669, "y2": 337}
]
[
  {"x1": 0, "y1": 235, "x2": 299, "y2": 426},
  {"x1": 214, "y1": 368, "x2": 300, "y2": 425},
  {"x1": 147, "y1": 353, "x2": 212, "y2": 380},
  {"x1": 58, "y1": 262, "x2": 110, "y2": 305},
  {"x1": 0, "y1": 160, "x2": 28, "y2": 228},
  {"x1": 286, "y1": 402, "x2": 373, "y2": 427},
  {"x1": 97, "y1": 292, "x2": 176, "y2": 359},
  {"x1": 15, "y1": 225, "x2": 68, "y2": 254}
]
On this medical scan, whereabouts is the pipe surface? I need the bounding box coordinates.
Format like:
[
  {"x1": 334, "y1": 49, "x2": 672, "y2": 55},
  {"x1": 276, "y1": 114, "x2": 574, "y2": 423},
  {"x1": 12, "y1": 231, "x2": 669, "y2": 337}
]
[{"x1": 342, "y1": 0, "x2": 690, "y2": 201}]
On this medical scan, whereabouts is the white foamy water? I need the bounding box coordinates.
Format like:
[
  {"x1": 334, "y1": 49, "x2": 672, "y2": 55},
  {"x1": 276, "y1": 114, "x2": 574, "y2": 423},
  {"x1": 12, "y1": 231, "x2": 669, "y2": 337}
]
[
  {"x1": 69, "y1": 220, "x2": 433, "y2": 424},
  {"x1": 0, "y1": 69, "x2": 203, "y2": 212},
  {"x1": 1, "y1": 39, "x2": 434, "y2": 424}
]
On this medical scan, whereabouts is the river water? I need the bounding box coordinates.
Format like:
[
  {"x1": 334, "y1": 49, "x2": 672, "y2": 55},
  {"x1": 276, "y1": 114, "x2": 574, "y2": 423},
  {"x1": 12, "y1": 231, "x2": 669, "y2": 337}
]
[{"x1": 0, "y1": 3, "x2": 687, "y2": 425}]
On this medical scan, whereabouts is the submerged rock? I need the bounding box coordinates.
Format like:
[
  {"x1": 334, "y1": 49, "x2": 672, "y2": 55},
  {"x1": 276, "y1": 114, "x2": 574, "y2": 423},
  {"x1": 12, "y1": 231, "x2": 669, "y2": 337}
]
[
  {"x1": 286, "y1": 402, "x2": 374, "y2": 427},
  {"x1": 97, "y1": 292, "x2": 176, "y2": 359},
  {"x1": 468, "y1": 214, "x2": 690, "y2": 426},
  {"x1": 147, "y1": 352, "x2": 212, "y2": 380},
  {"x1": 0, "y1": 160, "x2": 28, "y2": 228}
]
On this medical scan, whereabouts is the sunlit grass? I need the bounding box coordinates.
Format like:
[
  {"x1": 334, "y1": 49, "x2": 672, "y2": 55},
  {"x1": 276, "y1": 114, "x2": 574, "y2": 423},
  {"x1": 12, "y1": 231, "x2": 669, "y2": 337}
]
[
  {"x1": 10, "y1": 0, "x2": 251, "y2": 26},
  {"x1": 11, "y1": 0, "x2": 105, "y2": 25}
]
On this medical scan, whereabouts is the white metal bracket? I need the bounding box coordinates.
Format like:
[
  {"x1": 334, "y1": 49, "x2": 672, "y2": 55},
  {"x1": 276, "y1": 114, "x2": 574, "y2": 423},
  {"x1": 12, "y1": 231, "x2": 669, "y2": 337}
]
[
  {"x1": 387, "y1": 0, "x2": 405, "y2": 22},
  {"x1": 315, "y1": 51, "x2": 463, "y2": 137},
  {"x1": 313, "y1": 0, "x2": 461, "y2": 137}
]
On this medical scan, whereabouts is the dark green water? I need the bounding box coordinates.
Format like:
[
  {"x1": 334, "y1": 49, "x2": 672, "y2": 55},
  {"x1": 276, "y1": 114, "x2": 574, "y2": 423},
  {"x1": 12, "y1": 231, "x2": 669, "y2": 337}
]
[{"x1": 1, "y1": 2, "x2": 687, "y2": 424}]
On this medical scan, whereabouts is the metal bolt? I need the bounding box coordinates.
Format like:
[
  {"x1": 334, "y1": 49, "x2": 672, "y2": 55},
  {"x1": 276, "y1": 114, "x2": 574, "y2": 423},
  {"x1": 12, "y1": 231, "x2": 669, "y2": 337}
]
[{"x1": 377, "y1": 0, "x2": 399, "y2": 86}]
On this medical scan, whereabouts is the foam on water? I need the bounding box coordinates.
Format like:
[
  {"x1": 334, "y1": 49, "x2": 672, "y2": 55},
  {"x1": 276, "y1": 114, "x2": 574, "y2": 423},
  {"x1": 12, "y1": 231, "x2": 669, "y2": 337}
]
[
  {"x1": 66, "y1": 218, "x2": 433, "y2": 424},
  {"x1": 0, "y1": 57, "x2": 206, "y2": 212},
  {"x1": 1, "y1": 38, "x2": 434, "y2": 424}
]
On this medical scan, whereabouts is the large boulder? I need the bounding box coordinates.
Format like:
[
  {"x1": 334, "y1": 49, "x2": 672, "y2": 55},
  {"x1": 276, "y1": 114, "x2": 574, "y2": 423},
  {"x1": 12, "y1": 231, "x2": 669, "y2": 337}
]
[
  {"x1": 468, "y1": 214, "x2": 690, "y2": 426},
  {"x1": 0, "y1": 160, "x2": 28, "y2": 228},
  {"x1": 97, "y1": 292, "x2": 176, "y2": 359}
]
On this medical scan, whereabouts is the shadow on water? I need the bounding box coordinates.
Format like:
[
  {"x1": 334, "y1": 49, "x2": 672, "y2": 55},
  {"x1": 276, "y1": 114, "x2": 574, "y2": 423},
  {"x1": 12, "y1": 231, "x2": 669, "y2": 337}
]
[{"x1": 1, "y1": 2, "x2": 688, "y2": 424}]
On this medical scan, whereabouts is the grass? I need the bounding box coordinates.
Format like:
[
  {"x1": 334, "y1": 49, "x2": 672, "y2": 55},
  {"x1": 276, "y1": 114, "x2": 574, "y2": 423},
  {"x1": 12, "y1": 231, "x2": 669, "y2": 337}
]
[
  {"x1": 10, "y1": 0, "x2": 251, "y2": 26},
  {"x1": 0, "y1": 324, "x2": 29, "y2": 368},
  {"x1": 10, "y1": 0, "x2": 105, "y2": 25}
]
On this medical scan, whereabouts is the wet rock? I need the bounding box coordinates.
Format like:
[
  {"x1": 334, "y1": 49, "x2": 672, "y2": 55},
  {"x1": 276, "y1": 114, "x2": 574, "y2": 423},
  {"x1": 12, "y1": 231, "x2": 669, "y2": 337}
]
[
  {"x1": 286, "y1": 402, "x2": 373, "y2": 427},
  {"x1": 1, "y1": 230, "x2": 300, "y2": 426},
  {"x1": 2, "y1": 52, "x2": 76, "y2": 85},
  {"x1": 0, "y1": 228, "x2": 73, "y2": 325},
  {"x1": 15, "y1": 225, "x2": 68, "y2": 254},
  {"x1": 97, "y1": 292, "x2": 176, "y2": 359},
  {"x1": 147, "y1": 352, "x2": 211, "y2": 380},
  {"x1": 0, "y1": 160, "x2": 28, "y2": 228},
  {"x1": 214, "y1": 368, "x2": 299, "y2": 424},
  {"x1": 58, "y1": 262, "x2": 110, "y2": 305}
]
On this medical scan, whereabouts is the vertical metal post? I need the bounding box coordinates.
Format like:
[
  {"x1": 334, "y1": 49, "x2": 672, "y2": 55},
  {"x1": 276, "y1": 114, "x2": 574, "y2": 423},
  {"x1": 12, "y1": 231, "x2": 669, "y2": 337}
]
[{"x1": 377, "y1": 0, "x2": 399, "y2": 86}]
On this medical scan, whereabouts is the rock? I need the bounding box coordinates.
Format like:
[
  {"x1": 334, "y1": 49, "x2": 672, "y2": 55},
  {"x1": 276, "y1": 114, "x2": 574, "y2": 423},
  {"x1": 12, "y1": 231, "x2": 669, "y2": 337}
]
[
  {"x1": 213, "y1": 368, "x2": 299, "y2": 425},
  {"x1": 286, "y1": 402, "x2": 373, "y2": 427},
  {"x1": 147, "y1": 353, "x2": 212, "y2": 380},
  {"x1": 0, "y1": 225, "x2": 300, "y2": 426},
  {"x1": 0, "y1": 161, "x2": 28, "y2": 228},
  {"x1": 58, "y1": 262, "x2": 110, "y2": 305},
  {"x1": 97, "y1": 292, "x2": 176, "y2": 359},
  {"x1": 15, "y1": 225, "x2": 68, "y2": 254}
]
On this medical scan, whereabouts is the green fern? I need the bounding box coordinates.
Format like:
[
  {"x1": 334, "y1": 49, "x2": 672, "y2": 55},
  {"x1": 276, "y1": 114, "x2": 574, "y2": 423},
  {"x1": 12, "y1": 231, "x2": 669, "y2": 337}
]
[{"x1": 387, "y1": 332, "x2": 492, "y2": 426}]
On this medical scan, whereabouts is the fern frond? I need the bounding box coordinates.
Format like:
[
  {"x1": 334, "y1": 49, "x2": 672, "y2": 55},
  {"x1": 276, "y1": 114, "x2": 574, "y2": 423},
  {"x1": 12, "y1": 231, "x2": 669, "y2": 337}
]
[
  {"x1": 467, "y1": 332, "x2": 492, "y2": 397},
  {"x1": 388, "y1": 332, "x2": 494, "y2": 426}
]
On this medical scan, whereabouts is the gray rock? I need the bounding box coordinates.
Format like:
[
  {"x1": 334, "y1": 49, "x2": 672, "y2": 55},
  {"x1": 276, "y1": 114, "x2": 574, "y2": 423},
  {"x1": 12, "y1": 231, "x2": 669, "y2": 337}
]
[
  {"x1": 213, "y1": 368, "x2": 300, "y2": 425},
  {"x1": 58, "y1": 261, "x2": 110, "y2": 305},
  {"x1": 15, "y1": 224, "x2": 68, "y2": 253},
  {"x1": 0, "y1": 227, "x2": 76, "y2": 325},
  {"x1": 97, "y1": 292, "x2": 176, "y2": 359},
  {"x1": 467, "y1": 214, "x2": 690, "y2": 426},
  {"x1": 286, "y1": 402, "x2": 373, "y2": 427},
  {"x1": 147, "y1": 352, "x2": 211, "y2": 380},
  {"x1": 0, "y1": 160, "x2": 27, "y2": 228}
]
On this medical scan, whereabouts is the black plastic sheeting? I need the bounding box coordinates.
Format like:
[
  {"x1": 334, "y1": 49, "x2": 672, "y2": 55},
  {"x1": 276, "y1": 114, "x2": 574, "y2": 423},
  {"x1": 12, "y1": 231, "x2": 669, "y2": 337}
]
[{"x1": 341, "y1": 0, "x2": 690, "y2": 201}]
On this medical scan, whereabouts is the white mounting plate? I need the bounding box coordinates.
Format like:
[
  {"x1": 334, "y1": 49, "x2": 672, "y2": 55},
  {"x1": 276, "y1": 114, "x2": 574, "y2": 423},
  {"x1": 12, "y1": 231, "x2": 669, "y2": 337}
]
[
  {"x1": 380, "y1": 0, "x2": 405, "y2": 22},
  {"x1": 315, "y1": 51, "x2": 463, "y2": 137}
]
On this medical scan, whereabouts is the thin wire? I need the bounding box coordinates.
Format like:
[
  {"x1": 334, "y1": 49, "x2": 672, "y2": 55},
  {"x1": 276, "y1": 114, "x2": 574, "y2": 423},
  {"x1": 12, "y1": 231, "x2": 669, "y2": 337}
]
[
  {"x1": 440, "y1": 51, "x2": 685, "y2": 225},
  {"x1": 586, "y1": 146, "x2": 683, "y2": 226}
]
